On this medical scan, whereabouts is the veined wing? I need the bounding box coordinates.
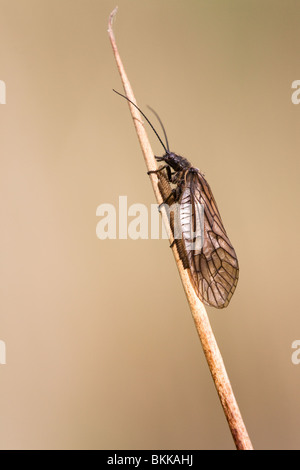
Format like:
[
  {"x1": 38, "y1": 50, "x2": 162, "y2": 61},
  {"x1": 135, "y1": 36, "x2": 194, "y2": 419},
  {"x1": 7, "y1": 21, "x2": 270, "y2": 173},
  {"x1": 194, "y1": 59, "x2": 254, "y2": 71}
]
[{"x1": 180, "y1": 170, "x2": 239, "y2": 308}]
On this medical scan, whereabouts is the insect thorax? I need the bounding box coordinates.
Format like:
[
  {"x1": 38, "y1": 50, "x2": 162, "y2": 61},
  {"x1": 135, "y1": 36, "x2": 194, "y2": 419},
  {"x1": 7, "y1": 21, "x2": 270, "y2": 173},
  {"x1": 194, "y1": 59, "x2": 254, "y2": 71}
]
[{"x1": 163, "y1": 152, "x2": 192, "y2": 172}]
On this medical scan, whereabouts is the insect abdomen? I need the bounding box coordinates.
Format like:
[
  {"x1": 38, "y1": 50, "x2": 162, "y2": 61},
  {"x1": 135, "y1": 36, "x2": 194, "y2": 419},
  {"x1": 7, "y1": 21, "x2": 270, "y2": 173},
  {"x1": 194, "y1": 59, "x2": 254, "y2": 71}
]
[{"x1": 157, "y1": 169, "x2": 190, "y2": 270}]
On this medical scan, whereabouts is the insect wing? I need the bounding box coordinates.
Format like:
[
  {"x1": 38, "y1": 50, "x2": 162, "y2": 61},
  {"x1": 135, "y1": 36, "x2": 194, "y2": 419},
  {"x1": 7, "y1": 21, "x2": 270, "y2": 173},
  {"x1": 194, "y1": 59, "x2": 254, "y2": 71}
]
[{"x1": 180, "y1": 171, "x2": 239, "y2": 308}]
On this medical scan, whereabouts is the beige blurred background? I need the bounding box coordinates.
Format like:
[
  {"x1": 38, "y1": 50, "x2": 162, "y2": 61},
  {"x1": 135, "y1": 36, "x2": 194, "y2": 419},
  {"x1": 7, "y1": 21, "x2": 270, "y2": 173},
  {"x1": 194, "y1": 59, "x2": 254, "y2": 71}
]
[{"x1": 0, "y1": 0, "x2": 300, "y2": 450}]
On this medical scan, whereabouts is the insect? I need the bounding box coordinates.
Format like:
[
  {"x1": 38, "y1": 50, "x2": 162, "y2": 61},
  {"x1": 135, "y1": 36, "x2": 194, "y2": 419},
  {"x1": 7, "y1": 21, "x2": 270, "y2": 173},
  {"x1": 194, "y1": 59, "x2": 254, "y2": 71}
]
[{"x1": 113, "y1": 90, "x2": 239, "y2": 308}]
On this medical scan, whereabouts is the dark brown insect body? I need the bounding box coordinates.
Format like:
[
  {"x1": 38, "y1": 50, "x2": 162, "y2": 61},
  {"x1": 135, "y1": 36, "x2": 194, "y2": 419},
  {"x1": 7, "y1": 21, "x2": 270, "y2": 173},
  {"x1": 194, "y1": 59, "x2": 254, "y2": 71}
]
[
  {"x1": 154, "y1": 152, "x2": 239, "y2": 309},
  {"x1": 113, "y1": 90, "x2": 239, "y2": 308}
]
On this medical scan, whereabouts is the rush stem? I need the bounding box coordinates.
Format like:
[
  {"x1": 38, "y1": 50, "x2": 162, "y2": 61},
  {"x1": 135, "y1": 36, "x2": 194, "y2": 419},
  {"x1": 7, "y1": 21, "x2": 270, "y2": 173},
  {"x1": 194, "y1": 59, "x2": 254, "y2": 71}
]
[{"x1": 108, "y1": 6, "x2": 253, "y2": 451}]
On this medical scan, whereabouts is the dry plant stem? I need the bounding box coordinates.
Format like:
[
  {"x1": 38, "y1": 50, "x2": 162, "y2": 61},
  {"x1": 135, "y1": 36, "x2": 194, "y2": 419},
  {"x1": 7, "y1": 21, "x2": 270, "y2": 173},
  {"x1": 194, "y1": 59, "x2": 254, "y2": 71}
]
[{"x1": 108, "y1": 7, "x2": 253, "y2": 451}]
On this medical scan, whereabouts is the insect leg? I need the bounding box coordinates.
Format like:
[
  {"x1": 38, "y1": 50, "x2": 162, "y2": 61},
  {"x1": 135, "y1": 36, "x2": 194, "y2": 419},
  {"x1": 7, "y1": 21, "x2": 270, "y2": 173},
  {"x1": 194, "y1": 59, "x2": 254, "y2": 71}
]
[{"x1": 147, "y1": 165, "x2": 169, "y2": 176}]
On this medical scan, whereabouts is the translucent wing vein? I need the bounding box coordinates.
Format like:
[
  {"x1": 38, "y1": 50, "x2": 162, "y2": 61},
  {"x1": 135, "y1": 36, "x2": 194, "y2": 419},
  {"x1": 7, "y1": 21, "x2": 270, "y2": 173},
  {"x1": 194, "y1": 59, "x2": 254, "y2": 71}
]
[{"x1": 180, "y1": 171, "x2": 239, "y2": 308}]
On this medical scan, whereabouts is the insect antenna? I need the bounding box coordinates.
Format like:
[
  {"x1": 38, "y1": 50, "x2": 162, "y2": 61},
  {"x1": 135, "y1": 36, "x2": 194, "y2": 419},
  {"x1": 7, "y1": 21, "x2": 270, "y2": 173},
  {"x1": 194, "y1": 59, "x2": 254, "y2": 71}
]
[
  {"x1": 113, "y1": 89, "x2": 169, "y2": 154},
  {"x1": 147, "y1": 106, "x2": 170, "y2": 153}
]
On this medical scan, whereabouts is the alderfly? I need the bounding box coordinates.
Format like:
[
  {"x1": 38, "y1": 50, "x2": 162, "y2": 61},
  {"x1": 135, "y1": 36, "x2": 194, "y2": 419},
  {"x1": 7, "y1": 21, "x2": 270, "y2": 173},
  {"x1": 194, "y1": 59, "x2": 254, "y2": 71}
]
[{"x1": 114, "y1": 90, "x2": 239, "y2": 308}]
